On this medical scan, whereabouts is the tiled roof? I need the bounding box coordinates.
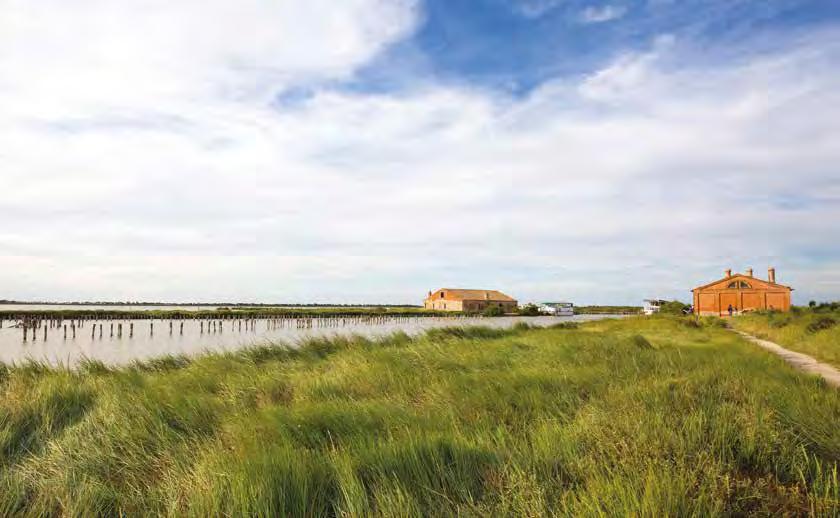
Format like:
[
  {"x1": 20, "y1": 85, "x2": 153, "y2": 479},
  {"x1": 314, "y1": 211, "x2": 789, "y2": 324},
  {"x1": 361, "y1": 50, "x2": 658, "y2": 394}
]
[{"x1": 428, "y1": 289, "x2": 517, "y2": 302}]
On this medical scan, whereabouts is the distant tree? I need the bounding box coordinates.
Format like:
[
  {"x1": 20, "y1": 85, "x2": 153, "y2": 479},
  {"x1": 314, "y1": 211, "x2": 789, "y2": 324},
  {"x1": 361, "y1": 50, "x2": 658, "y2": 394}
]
[
  {"x1": 809, "y1": 300, "x2": 817, "y2": 308},
  {"x1": 659, "y1": 300, "x2": 690, "y2": 315},
  {"x1": 518, "y1": 304, "x2": 542, "y2": 316},
  {"x1": 483, "y1": 305, "x2": 504, "y2": 317}
]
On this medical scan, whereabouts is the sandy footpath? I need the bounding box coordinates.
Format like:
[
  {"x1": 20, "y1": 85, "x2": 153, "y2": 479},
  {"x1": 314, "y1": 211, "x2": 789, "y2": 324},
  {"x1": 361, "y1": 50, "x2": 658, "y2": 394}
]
[{"x1": 734, "y1": 330, "x2": 840, "y2": 388}]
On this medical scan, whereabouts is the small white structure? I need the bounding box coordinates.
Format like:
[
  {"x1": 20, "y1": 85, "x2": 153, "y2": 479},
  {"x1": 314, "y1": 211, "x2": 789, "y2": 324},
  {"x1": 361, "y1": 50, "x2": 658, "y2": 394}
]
[
  {"x1": 643, "y1": 299, "x2": 666, "y2": 316},
  {"x1": 537, "y1": 302, "x2": 574, "y2": 316}
]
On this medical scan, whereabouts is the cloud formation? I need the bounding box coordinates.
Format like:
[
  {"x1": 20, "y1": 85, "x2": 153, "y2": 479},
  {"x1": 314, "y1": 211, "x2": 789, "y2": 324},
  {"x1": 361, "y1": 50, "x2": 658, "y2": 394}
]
[
  {"x1": 1, "y1": 1, "x2": 839, "y2": 304},
  {"x1": 579, "y1": 4, "x2": 627, "y2": 23},
  {"x1": 512, "y1": 0, "x2": 564, "y2": 18}
]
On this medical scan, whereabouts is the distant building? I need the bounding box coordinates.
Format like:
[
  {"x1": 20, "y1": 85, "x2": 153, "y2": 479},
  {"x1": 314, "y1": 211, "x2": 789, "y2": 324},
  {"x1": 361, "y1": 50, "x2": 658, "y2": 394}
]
[
  {"x1": 643, "y1": 299, "x2": 666, "y2": 316},
  {"x1": 692, "y1": 267, "x2": 792, "y2": 316},
  {"x1": 537, "y1": 302, "x2": 574, "y2": 316},
  {"x1": 424, "y1": 289, "x2": 518, "y2": 313}
]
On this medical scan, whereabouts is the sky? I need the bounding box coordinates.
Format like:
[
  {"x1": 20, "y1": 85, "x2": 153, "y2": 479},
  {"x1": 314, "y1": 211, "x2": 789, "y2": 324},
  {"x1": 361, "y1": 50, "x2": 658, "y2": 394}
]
[{"x1": 1, "y1": 0, "x2": 840, "y2": 305}]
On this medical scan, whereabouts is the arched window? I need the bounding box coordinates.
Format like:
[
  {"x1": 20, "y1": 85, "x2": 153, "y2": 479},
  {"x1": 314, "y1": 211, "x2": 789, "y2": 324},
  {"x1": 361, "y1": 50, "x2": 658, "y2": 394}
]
[{"x1": 727, "y1": 281, "x2": 752, "y2": 289}]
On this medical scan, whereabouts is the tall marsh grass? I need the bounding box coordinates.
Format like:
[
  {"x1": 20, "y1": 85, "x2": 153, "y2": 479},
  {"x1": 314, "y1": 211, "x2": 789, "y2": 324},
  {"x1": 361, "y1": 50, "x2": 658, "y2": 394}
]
[
  {"x1": 0, "y1": 318, "x2": 839, "y2": 515},
  {"x1": 735, "y1": 308, "x2": 840, "y2": 368}
]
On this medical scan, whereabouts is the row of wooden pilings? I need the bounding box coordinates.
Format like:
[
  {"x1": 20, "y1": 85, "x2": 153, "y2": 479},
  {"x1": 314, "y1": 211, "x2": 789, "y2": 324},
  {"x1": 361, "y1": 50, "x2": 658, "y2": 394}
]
[{"x1": 2, "y1": 314, "x2": 474, "y2": 343}]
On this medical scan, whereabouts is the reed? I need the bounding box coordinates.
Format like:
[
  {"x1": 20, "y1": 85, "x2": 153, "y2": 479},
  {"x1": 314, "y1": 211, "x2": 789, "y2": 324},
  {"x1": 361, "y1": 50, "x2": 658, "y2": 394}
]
[{"x1": 0, "y1": 316, "x2": 838, "y2": 516}]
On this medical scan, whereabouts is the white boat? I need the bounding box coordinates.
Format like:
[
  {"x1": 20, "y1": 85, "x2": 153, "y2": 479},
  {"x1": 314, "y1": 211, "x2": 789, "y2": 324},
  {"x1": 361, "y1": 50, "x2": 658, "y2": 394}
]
[{"x1": 537, "y1": 302, "x2": 574, "y2": 316}]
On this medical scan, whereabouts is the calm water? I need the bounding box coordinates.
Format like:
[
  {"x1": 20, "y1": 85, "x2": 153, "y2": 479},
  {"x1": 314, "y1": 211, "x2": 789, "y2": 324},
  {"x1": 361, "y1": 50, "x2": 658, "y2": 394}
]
[
  {"x1": 0, "y1": 315, "x2": 617, "y2": 367},
  {"x1": 0, "y1": 304, "x2": 284, "y2": 311}
]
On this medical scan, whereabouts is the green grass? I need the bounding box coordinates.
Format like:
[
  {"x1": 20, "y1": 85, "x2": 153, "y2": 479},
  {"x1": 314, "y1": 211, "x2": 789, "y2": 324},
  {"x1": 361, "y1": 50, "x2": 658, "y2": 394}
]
[
  {"x1": 1, "y1": 317, "x2": 839, "y2": 516},
  {"x1": 733, "y1": 309, "x2": 840, "y2": 368},
  {"x1": 574, "y1": 305, "x2": 641, "y2": 315}
]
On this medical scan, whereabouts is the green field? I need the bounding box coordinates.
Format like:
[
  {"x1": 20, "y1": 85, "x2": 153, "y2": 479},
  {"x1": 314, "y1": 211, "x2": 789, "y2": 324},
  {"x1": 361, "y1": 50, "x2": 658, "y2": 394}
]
[
  {"x1": 734, "y1": 308, "x2": 840, "y2": 368},
  {"x1": 1, "y1": 316, "x2": 839, "y2": 516}
]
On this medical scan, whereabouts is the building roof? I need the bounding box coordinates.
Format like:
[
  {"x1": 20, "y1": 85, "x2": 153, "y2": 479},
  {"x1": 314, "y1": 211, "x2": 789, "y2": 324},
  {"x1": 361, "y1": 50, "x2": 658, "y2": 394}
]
[
  {"x1": 691, "y1": 273, "x2": 793, "y2": 292},
  {"x1": 427, "y1": 288, "x2": 517, "y2": 302}
]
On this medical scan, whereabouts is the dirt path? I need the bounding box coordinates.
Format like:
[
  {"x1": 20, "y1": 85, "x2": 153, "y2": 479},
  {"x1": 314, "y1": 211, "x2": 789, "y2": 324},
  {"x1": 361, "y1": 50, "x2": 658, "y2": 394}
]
[{"x1": 734, "y1": 330, "x2": 840, "y2": 388}]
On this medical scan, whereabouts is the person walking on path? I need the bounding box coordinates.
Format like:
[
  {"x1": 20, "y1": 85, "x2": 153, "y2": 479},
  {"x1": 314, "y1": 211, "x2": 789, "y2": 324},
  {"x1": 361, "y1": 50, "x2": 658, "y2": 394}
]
[{"x1": 728, "y1": 304, "x2": 734, "y2": 317}]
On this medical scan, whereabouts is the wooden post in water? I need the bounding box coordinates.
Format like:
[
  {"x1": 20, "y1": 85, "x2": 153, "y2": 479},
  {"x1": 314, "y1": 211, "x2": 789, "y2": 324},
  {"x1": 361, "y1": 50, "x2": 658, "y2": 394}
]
[
  {"x1": 180, "y1": 322, "x2": 184, "y2": 335},
  {"x1": 44, "y1": 325, "x2": 47, "y2": 341},
  {"x1": 72, "y1": 323, "x2": 76, "y2": 339},
  {"x1": 99, "y1": 324, "x2": 103, "y2": 338},
  {"x1": 118, "y1": 323, "x2": 123, "y2": 338},
  {"x1": 150, "y1": 322, "x2": 154, "y2": 336},
  {"x1": 63, "y1": 325, "x2": 67, "y2": 340},
  {"x1": 130, "y1": 323, "x2": 134, "y2": 338}
]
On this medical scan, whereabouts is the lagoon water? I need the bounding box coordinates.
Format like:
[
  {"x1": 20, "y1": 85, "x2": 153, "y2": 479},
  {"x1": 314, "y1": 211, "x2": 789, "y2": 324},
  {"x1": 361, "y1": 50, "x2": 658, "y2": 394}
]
[
  {"x1": 0, "y1": 314, "x2": 617, "y2": 367},
  {"x1": 0, "y1": 304, "x2": 272, "y2": 311}
]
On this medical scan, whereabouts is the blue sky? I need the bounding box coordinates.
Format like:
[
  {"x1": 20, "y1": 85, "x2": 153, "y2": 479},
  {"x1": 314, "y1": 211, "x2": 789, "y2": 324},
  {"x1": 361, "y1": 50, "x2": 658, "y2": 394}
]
[
  {"x1": 359, "y1": 0, "x2": 840, "y2": 92},
  {"x1": 1, "y1": 0, "x2": 839, "y2": 305}
]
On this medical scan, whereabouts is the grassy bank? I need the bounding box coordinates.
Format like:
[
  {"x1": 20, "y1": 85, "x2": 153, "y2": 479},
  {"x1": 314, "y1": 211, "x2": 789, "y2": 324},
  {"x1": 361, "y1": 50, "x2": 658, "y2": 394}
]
[
  {"x1": 1, "y1": 317, "x2": 839, "y2": 516},
  {"x1": 733, "y1": 308, "x2": 840, "y2": 368},
  {"x1": 574, "y1": 305, "x2": 641, "y2": 315}
]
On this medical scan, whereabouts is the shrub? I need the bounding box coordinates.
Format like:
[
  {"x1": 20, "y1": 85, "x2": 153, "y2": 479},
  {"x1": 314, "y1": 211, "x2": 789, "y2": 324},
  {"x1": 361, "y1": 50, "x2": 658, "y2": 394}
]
[
  {"x1": 702, "y1": 317, "x2": 728, "y2": 329},
  {"x1": 518, "y1": 304, "x2": 541, "y2": 316},
  {"x1": 659, "y1": 300, "x2": 690, "y2": 315},
  {"x1": 769, "y1": 316, "x2": 792, "y2": 329},
  {"x1": 806, "y1": 317, "x2": 837, "y2": 333},
  {"x1": 483, "y1": 305, "x2": 504, "y2": 317}
]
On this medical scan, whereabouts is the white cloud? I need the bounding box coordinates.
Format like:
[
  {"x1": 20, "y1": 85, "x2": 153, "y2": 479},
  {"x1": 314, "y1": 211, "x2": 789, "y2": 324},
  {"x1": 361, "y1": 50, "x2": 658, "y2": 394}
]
[
  {"x1": 513, "y1": 0, "x2": 564, "y2": 18},
  {"x1": 0, "y1": 0, "x2": 417, "y2": 117},
  {"x1": 0, "y1": 1, "x2": 839, "y2": 304},
  {"x1": 579, "y1": 4, "x2": 627, "y2": 23}
]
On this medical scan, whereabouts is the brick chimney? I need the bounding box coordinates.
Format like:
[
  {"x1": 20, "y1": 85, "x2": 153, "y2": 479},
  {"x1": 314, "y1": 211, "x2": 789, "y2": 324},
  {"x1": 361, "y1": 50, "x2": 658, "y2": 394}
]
[
  {"x1": 768, "y1": 267, "x2": 776, "y2": 284},
  {"x1": 725, "y1": 269, "x2": 732, "y2": 278},
  {"x1": 746, "y1": 267, "x2": 753, "y2": 277}
]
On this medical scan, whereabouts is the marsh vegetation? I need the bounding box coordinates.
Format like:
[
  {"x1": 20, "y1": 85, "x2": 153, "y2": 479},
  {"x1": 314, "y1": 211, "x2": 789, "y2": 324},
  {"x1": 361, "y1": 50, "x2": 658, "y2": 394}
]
[
  {"x1": 734, "y1": 306, "x2": 840, "y2": 368},
  {"x1": 0, "y1": 317, "x2": 839, "y2": 516}
]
